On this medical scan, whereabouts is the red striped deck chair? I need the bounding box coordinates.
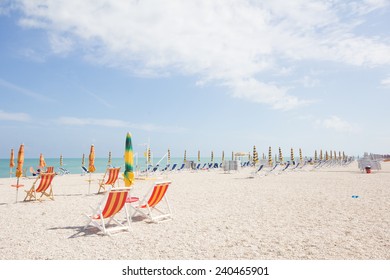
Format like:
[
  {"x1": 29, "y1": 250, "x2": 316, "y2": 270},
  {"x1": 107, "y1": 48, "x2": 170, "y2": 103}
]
[
  {"x1": 24, "y1": 173, "x2": 56, "y2": 202},
  {"x1": 45, "y1": 166, "x2": 54, "y2": 173},
  {"x1": 98, "y1": 167, "x2": 121, "y2": 194},
  {"x1": 128, "y1": 181, "x2": 172, "y2": 223},
  {"x1": 84, "y1": 187, "x2": 131, "y2": 236}
]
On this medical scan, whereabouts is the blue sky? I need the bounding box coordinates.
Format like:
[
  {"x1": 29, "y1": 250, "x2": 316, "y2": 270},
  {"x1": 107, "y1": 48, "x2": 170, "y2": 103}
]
[{"x1": 1, "y1": 0, "x2": 390, "y2": 159}]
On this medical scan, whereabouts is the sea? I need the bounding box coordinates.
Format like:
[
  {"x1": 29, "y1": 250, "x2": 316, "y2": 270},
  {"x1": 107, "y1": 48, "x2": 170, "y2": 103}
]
[{"x1": 0, "y1": 156, "x2": 229, "y2": 178}]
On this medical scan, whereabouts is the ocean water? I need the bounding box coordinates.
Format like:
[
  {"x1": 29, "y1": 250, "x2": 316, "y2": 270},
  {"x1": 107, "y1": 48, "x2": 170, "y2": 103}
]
[{"x1": 0, "y1": 156, "x2": 229, "y2": 178}]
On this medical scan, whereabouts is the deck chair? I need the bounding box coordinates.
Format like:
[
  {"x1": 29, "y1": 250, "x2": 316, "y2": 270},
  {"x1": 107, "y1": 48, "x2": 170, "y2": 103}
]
[
  {"x1": 128, "y1": 181, "x2": 172, "y2": 223},
  {"x1": 81, "y1": 166, "x2": 90, "y2": 175},
  {"x1": 24, "y1": 173, "x2": 56, "y2": 202},
  {"x1": 45, "y1": 166, "x2": 54, "y2": 173},
  {"x1": 98, "y1": 167, "x2": 121, "y2": 194},
  {"x1": 170, "y1": 163, "x2": 177, "y2": 171},
  {"x1": 59, "y1": 167, "x2": 70, "y2": 175},
  {"x1": 84, "y1": 187, "x2": 131, "y2": 236},
  {"x1": 177, "y1": 163, "x2": 185, "y2": 171}
]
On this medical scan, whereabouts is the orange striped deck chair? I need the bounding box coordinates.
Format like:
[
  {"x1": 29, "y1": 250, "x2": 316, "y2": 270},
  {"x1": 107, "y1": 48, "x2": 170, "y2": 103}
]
[
  {"x1": 24, "y1": 173, "x2": 56, "y2": 202},
  {"x1": 128, "y1": 181, "x2": 172, "y2": 223},
  {"x1": 84, "y1": 187, "x2": 131, "y2": 236},
  {"x1": 97, "y1": 167, "x2": 121, "y2": 193},
  {"x1": 45, "y1": 166, "x2": 54, "y2": 173}
]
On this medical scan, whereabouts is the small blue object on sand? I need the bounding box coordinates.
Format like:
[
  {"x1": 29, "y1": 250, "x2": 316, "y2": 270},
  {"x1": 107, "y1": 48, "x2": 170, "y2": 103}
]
[{"x1": 352, "y1": 195, "x2": 359, "y2": 198}]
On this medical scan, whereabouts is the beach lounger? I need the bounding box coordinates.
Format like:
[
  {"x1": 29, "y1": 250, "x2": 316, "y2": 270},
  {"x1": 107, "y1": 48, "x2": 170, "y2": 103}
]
[
  {"x1": 170, "y1": 163, "x2": 177, "y2": 171},
  {"x1": 84, "y1": 187, "x2": 131, "y2": 236},
  {"x1": 128, "y1": 181, "x2": 172, "y2": 223},
  {"x1": 265, "y1": 163, "x2": 279, "y2": 176},
  {"x1": 177, "y1": 163, "x2": 185, "y2": 171},
  {"x1": 97, "y1": 167, "x2": 121, "y2": 194},
  {"x1": 59, "y1": 167, "x2": 70, "y2": 175},
  {"x1": 161, "y1": 164, "x2": 170, "y2": 172},
  {"x1": 24, "y1": 173, "x2": 56, "y2": 202},
  {"x1": 81, "y1": 166, "x2": 90, "y2": 175}
]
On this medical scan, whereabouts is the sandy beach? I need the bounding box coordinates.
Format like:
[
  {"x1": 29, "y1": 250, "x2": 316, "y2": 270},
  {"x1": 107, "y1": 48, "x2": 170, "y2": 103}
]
[{"x1": 0, "y1": 162, "x2": 389, "y2": 260}]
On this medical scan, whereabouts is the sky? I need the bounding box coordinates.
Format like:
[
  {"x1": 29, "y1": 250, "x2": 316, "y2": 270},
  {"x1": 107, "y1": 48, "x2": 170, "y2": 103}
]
[{"x1": 0, "y1": 0, "x2": 390, "y2": 159}]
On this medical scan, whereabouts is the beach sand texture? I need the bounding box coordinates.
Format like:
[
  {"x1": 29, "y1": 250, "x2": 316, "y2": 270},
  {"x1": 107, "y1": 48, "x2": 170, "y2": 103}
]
[{"x1": 0, "y1": 162, "x2": 389, "y2": 260}]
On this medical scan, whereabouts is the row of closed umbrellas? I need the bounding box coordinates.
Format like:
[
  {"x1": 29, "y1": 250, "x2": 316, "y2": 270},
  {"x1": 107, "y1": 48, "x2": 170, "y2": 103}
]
[{"x1": 10, "y1": 133, "x2": 135, "y2": 202}]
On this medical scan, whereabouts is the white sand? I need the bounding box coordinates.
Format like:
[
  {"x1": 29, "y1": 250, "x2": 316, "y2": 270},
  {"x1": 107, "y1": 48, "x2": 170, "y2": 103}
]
[{"x1": 0, "y1": 162, "x2": 389, "y2": 260}]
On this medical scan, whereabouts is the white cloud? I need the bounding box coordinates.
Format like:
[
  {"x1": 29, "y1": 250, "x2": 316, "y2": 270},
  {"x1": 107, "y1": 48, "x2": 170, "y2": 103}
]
[
  {"x1": 381, "y1": 76, "x2": 390, "y2": 88},
  {"x1": 0, "y1": 110, "x2": 31, "y2": 122},
  {"x1": 57, "y1": 117, "x2": 186, "y2": 133},
  {"x1": 318, "y1": 116, "x2": 359, "y2": 133},
  {"x1": 11, "y1": 0, "x2": 390, "y2": 110}
]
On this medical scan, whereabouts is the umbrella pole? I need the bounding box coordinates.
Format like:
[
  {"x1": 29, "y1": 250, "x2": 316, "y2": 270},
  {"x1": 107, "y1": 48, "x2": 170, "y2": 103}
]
[
  {"x1": 10, "y1": 168, "x2": 12, "y2": 178},
  {"x1": 15, "y1": 177, "x2": 19, "y2": 203},
  {"x1": 88, "y1": 173, "x2": 91, "y2": 195}
]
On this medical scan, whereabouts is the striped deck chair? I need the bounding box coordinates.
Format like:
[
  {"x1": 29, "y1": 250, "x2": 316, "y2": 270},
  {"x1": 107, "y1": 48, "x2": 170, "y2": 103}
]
[
  {"x1": 97, "y1": 167, "x2": 121, "y2": 194},
  {"x1": 24, "y1": 173, "x2": 56, "y2": 202},
  {"x1": 84, "y1": 187, "x2": 131, "y2": 236},
  {"x1": 45, "y1": 166, "x2": 54, "y2": 173},
  {"x1": 128, "y1": 181, "x2": 172, "y2": 223}
]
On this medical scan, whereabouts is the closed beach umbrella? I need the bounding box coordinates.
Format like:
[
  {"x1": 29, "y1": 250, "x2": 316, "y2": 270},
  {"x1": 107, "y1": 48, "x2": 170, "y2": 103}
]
[
  {"x1": 108, "y1": 151, "x2": 112, "y2": 166},
  {"x1": 198, "y1": 150, "x2": 200, "y2": 162},
  {"x1": 9, "y1": 148, "x2": 15, "y2": 177},
  {"x1": 314, "y1": 150, "x2": 318, "y2": 161},
  {"x1": 39, "y1": 153, "x2": 46, "y2": 169},
  {"x1": 268, "y1": 147, "x2": 272, "y2": 166},
  {"x1": 299, "y1": 148, "x2": 303, "y2": 163},
  {"x1": 167, "y1": 149, "x2": 171, "y2": 164},
  {"x1": 291, "y1": 148, "x2": 294, "y2": 162},
  {"x1": 334, "y1": 151, "x2": 337, "y2": 160},
  {"x1": 325, "y1": 151, "x2": 329, "y2": 161},
  {"x1": 329, "y1": 150, "x2": 332, "y2": 160},
  {"x1": 320, "y1": 150, "x2": 323, "y2": 160},
  {"x1": 60, "y1": 154, "x2": 63, "y2": 167},
  {"x1": 147, "y1": 148, "x2": 151, "y2": 165},
  {"x1": 232, "y1": 151, "x2": 234, "y2": 160},
  {"x1": 81, "y1": 153, "x2": 85, "y2": 166},
  {"x1": 222, "y1": 151, "x2": 224, "y2": 162},
  {"x1": 16, "y1": 144, "x2": 24, "y2": 178},
  {"x1": 124, "y1": 132, "x2": 134, "y2": 187},
  {"x1": 262, "y1": 153, "x2": 265, "y2": 160},
  {"x1": 253, "y1": 146, "x2": 258, "y2": 165},
  {"x1": 278, "y1": 147, "x2": 283, "y2": 164},
  {"x1": 13, "y1": 144, "x2": 25, "y2": 202},
  {"x1": 88, "y1": 145, "x2": 96, "y2": 173},
  {"x1": 211, "y1": 151, "x2": 214, "y2": 163},
  {"x1": 184, "y1": 150, "x2": 186, "y2": 162}
]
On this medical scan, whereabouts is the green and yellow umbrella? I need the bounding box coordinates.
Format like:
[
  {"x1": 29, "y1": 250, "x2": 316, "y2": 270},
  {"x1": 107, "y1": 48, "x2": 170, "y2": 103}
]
[
  {"x1": 299, "y1": 148, "x2": 303, "y2": 163},
  {"x1": 211, "y1": 151, "x2": 214, "y2": 163},
  {"x1": 108, "y1": 151, "x2": 112, "y2": 166},
  {"x1": 184, "y1": 150, "x2": 187, "y2": 163},
  {"x1": 9, "y1": 148, "x2": 15, "y2": 177},
  {"x1": 278, "y1": 147, "x2": 283, "y2": 164},
  {"x1": 253, "y1": 146, "x2": 258, "y2": 165},
  {"x1": 124, "y1": 132, "x2": 134, "y2": 187},
  {"x1": 60, "y1": 154, "x2": 63, "y2": 167},
  {"x1": 268, "y1": 146, "x2": 272, "y2": 166},
  {"x1": 314, "y1": 150, "x2": 318, "y2": 161},
  {"x1": 147, "y1": 148, "x2": 151, "y2": 165},
  {"x1": 291, "y1": 148, "x2": 294, "y2": 163},
  {"x1": 167, "y1": 148, "x2": 171, "y2": 164}
]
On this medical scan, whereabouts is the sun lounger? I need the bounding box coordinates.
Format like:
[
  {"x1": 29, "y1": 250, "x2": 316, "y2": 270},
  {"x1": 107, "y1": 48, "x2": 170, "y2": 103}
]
[{"x1": 97, "y1": 167, "x2": 121, "y2": 194}]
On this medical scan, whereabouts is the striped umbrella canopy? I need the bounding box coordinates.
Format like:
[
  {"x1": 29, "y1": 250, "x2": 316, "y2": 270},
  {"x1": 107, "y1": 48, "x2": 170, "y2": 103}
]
[
  {"x1": 222, "y1": 151, "x2": 225, "y2": 162},
  {"x1": 211, "y1": 151, "x2": 214, "y2": 162},
  {"x1": 108, "y1": 151, "x2": 112, "y2": 165},
  {"x1": 60, "y1": 154, "x2": 63, "y2": 167},
  {"x1": 320, "y1": 150, "x2": 323, "y2": 160},
  {"x1": 184, "y1": 150, "x2": 186, "y2": 162},
  {"x1": 314, "y1": 150, "x2": 318, "y2": 161},
  {"x1": 278, "y1": 147, "x2": 283, "y2": 164},
  {"x1": 16, "y1": 144, "x2": 24, "y2": 178},
  {"x1": 268, "y1": 146, "x2": 273, "y2": 166},
  {"x1": 198, "y1": 150, "x2": 200, "y2": 162},
  {"x1": 253, "y1": 146, "x2": 258, "y2": 164},
  {"x1": 124, "y1": 132, "x2": 134, "y2": 187},
  {"x1": 39, "y1": 153, "x2": 46, "y2": 169},
  {"x1": 88, "y1": 145, "x2": 96, "y2": 173},
  {"x1": 290, "y1": 148, "x2": 294, "y2": 162},
  {"x1": 167, "y1": 148, "x2": 171, "y2": 164},
  {"x1": 81, "y1": 153, "x2": 85, "y2": 166},
  {"x1": 299, "y1": 148, "x2": 303, "y2": 163}
]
